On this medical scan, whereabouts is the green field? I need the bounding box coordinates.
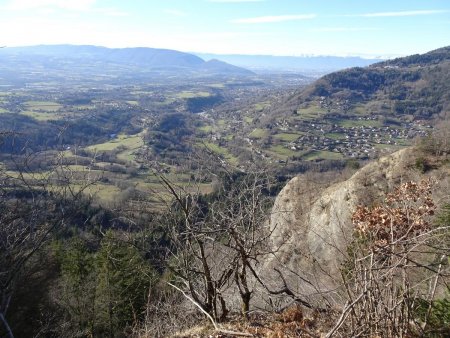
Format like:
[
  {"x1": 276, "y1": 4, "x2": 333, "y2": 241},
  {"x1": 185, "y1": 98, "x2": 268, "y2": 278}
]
[
  {"x1": 201, "y1": 141, "x2": 239, "y2": 165},
  {"x1": 25, "y1": 101, "x2": 62, "y2": 111},
  {"x1": 244, "y1": 116, "x2": 253, "y2": 124},
  {"x1": 351, "y1": 104, "x2": 369, "y2": 115},
  {"x1": 176, "y1": 91, "x2": 211, "y2": 99},
  {"x1": 253, "y1": 101, "x2": 271, "y2": 111},
  {"x1": 87, "y1": 134, "x2": 143, "y2": 152},
  {"x1": 86, "y1": 133, "x2": 144, "y2": 165},
  {"x1": 198, "y1": 125, "x2": 213, "y2": 133},
  {"x1": 338, "y1": 119, "x2": 382, "y2": 128},
  {"x1": 249, "y1": 128, "x2": 268, "y2": 139},
  {"x1": 223, "y1": 134, "x2": 234, "y2": 141},
  {"x1": 74, "y1": 183, "x2": 122, "y2": 204},
  {"x1": 133, "y1": 178, "x2": 213, "y2": 209},
  {"x1": 5, "y1": 170, "x2": 51, "y2": 180},
  {"x1": 302, "y1": 150, "x2": 344, "y2": 161},
  {"x1": 217, "y1": 119, "x2": 226, "y2": 127},
  {"x1": 21, "y1": 111, "x2": 62, "y2": 121},
  {"x1": 296, "y1": 105, "x2": 326, "y2": 119},
  {"x1": 326, "y1": 133, "x2": 346, "y2": 140},
  {"x1": 267, "y1": 145, "x2": 297, "y2": 159},
  {"x1": 20, "y1": 100, "x2": 63, "y2": 120},
  {"x1": 117, "y1": 149, "x2": 139, "y2": 162},
  {"x1": 273, "y1": 133, "x2": 303, "y2": 142}
]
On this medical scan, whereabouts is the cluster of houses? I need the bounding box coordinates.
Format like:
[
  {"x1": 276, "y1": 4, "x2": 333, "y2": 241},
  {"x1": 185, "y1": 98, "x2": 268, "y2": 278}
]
[
  {"x1": 283, "y1": 118, "x2": 430, "y2": 159},
  {"x1": 200, "y1": 104, "x2": 432, "y2": 162}
]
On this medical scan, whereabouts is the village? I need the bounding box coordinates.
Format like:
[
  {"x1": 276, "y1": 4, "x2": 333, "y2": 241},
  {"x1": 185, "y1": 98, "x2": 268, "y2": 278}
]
[
  {"x1": 283, "y1": 117, "x2": 431, "y2": 159},
  {"x1": 201, "y1": 106, "x2": 432, "y2": 163}
]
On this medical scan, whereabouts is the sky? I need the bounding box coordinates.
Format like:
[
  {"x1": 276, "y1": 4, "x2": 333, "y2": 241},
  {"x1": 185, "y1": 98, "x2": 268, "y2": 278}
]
[{"x1": 0, "y1": 0, "x2": 449, "y2": 57}]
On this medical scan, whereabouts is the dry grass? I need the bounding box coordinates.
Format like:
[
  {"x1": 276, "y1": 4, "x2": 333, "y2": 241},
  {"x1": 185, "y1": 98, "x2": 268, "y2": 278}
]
[{"x1": 172, "y1": 306, "x2": 335, "y2": 338}]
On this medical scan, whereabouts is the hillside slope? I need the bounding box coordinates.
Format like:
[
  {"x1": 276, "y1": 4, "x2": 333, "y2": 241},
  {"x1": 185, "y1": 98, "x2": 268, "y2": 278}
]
[
  {"x1": 292, "y1": 46, "x2": 450, "y2": 119},
  {"x1": 245, "y1": 46, "x2": 450, "y2": 162}
]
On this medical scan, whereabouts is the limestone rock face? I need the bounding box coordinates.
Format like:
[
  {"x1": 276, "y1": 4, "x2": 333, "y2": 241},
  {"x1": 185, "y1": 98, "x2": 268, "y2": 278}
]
[{"x1": 266, "y1": 148, "x2": 449, "y2": 299}]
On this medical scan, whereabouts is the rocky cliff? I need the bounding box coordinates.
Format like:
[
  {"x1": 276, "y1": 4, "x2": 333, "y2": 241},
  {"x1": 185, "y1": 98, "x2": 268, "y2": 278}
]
[{"x1": 266, "y1": 147, "x2": 449, "y2": 302}]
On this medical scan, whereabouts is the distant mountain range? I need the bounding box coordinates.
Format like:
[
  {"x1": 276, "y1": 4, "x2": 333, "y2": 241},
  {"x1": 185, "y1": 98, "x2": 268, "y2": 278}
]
[
  {"x1": 0, "y1": 45, "x2": 389, "y2": 78},
  {"x1": 196, "y1": 53, "x2": 384, "y2": 73},
  {"x1": 0, "y1": 45, "x2": 254, "y2": 77}
]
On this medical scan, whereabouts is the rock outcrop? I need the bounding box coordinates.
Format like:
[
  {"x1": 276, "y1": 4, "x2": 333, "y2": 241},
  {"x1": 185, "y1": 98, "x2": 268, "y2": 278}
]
[{"x1": 265, "y1": 147, "x2": 449, "y2": 302}]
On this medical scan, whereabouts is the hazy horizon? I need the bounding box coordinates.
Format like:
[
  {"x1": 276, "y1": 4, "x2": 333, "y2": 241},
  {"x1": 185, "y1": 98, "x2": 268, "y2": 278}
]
[
  {"x1": 0, "y1": 0, "x2": 449, "y2": 57},
  {"x1": 2, "y1": 43, "x2": 403, "y2": 59}
]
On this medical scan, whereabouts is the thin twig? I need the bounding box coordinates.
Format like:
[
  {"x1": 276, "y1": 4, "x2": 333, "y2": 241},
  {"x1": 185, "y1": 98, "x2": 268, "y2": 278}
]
[
  {"x1": 0, "y1": 313, "x2": 14, "y2": 338},
  {"x1": 167, "y1": 282, "x2": 254, "y2": 337}
]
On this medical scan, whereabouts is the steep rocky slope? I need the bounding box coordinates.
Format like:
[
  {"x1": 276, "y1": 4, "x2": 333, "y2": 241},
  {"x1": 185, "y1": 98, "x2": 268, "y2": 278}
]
[{"x1": 266, "y1": 146, "x2": 449, "y2": 300}]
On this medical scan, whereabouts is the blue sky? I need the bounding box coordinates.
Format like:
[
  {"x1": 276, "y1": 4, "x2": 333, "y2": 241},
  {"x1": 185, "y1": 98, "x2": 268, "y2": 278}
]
[{"x1": 1, "y1": 0, "x2": 449, "y2": 57}]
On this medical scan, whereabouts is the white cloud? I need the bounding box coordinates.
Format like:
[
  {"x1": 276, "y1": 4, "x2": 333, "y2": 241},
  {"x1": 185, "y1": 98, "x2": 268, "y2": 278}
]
[
  {"x1": 5, "y1": 0, "x2": 96, "y2": 11},
  {"x1": 360, "y1": 10, "x2": 448, "y2": 17},
  {"x1": 92, "y1": 8, "x2": 129, "y2": 17},
  {"x1": 164, "y1": 9, "x2": 188, "y2": 17},
  {"x1": 3, "y1": 0, "x2": 128, "y2": 17},
  {"x1": 177, "y1": 31, "x2": 272, "y2": 39},
  {"x1": 232, "y1": 14, "x2": 316, "y2": 24},
  {"x1": 310, "y1": 27, "x2": 379, "y2": 32},
  {"x1": 207, "y1": 0, "x2": 264, "y2": 3},
  {"x1": 0, "y1": 16, "x2": 99, "y2": 46}
]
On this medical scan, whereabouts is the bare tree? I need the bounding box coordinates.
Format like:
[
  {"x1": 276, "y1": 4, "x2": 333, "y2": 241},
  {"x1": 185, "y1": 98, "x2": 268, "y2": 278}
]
[
  {"x1": 158, "y1": 172, "x2": 233, "y2": 322},
  {"x1": 153, "y1": 165, "x2": 278, "y2": 324},
  {"x1": 0, "y1": 133, "x2": 98, "y2": 338},
  {"x1": 327, "y1": 180, "x2": 450, "y2": 337},
  {"x1": 207, "y1": 172, "x2": 276, "y2": 319}
]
